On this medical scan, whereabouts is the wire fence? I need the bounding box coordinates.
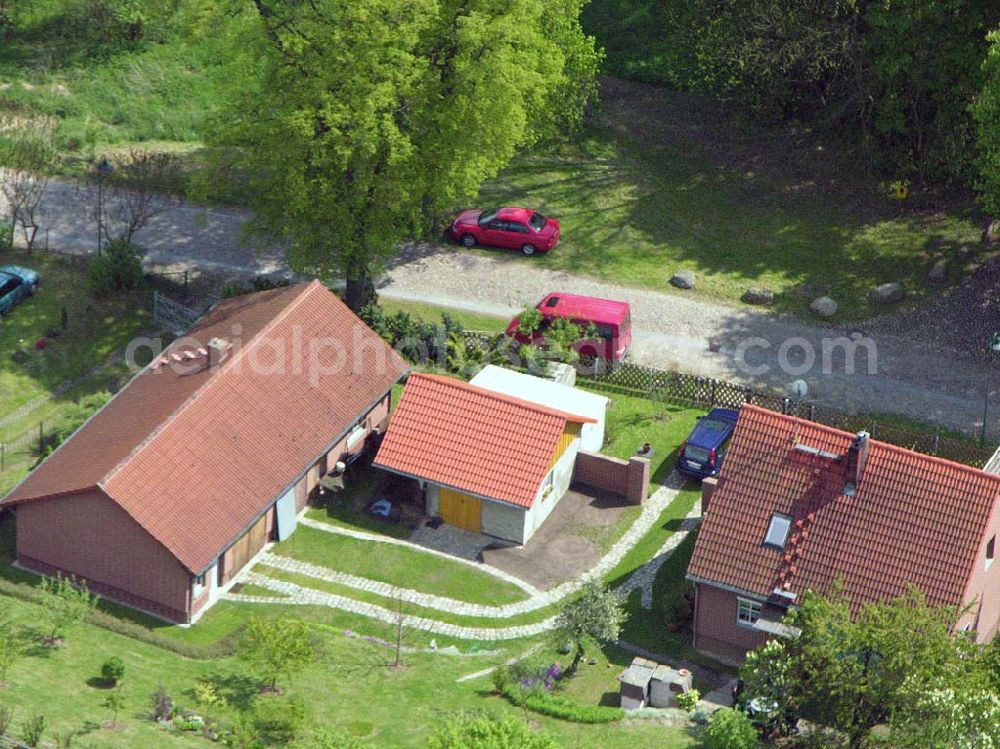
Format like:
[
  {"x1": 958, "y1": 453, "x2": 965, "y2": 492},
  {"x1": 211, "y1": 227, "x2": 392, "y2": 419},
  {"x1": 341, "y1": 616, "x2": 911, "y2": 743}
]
[{"x1": 460, "y1": 333, "x2": 994, "y2": 468}]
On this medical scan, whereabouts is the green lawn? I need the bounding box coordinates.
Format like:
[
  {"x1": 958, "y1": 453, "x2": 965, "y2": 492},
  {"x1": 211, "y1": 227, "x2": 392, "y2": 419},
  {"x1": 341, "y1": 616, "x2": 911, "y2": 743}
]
[
  {"x1": 0, "y1": 251, "x2": 152, "y2": 495},
  {"x1": 272, "y1": 525, "x2": 529, "y2": 607},
  {"x1": 0, "y1": 591, "x2": 704, "y2": 748},
  {"x1": 599, "y1": 393, "x2": 702, "y2": 485},
  {"x1": 477, "y1": 98, "x2": 983, "y2": 320},
  {"x1": 381, "y1": 298, "x2": 508, "y2": 333}
]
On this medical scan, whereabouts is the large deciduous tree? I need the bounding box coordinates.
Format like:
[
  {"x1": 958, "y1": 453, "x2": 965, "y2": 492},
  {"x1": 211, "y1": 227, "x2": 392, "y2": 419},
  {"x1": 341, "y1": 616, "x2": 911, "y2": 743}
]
[
  {"x1": 739, "y1": 587, "x2": 989, "y2": 748},
  {"x1": 209, "y1": 0, "x2": 599, "y2": 310},
  {"x1": 552, "y1": 580, "x2": 625, "y2": 674}
]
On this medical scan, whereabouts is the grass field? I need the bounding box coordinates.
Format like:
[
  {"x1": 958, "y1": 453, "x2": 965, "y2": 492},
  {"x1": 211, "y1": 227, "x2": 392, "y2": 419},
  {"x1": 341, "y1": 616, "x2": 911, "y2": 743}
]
[{"x1": 0, "y1": 250, "x2": 152, "y2": 495}]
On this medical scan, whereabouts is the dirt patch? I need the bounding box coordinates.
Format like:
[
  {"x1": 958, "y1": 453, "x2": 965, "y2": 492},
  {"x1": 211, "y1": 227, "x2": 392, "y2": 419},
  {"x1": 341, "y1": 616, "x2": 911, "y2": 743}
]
[{"x1": 482, "y1": 486, "x2": 632, "y2": 590}]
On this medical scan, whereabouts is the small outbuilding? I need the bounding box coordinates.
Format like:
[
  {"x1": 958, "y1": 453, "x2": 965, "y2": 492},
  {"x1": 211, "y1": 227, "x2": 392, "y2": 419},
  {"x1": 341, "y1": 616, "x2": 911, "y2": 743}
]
[
  {"x1": 469, "y1": 365, "x2": 609, "y2": 452},
  {"x1": 374, "y1": 373, "x2": 596, "y2": 544}
]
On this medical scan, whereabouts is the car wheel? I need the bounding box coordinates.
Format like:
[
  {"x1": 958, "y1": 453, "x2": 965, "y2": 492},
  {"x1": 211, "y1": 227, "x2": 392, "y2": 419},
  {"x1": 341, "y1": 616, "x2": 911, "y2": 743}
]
[
  {"x1": 460, "y1": 234, "x2": 476, "y2": 248},
  {"x1": 28, "y1": 282, "x2": 38, "y2": 296},
  {"x1": 521, "y1": 244, "x2": 537, "y2": 256}
]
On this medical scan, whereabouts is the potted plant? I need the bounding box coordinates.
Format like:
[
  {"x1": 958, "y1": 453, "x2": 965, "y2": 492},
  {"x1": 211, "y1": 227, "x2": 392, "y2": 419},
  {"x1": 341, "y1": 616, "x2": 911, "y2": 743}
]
[{"x1": 665, "y1": 597, "x2": 688, "y2": 632}]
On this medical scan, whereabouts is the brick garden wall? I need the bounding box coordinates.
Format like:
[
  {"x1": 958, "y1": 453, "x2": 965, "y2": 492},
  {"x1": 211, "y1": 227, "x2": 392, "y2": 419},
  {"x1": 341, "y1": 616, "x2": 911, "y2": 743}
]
[{"x1": 574, "y1": 452, "x2": 650, "y2": 505}]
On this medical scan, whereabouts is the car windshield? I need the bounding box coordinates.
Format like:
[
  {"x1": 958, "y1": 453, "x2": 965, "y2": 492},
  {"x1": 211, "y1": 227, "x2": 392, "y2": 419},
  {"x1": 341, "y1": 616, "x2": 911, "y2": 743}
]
[
  {"x1": 699, "y1": 418, "x2": 730, "y2": 433},
  {"x1": 684, "y1": 445, "x2": 711, "y2": 463},
  {"x1": 528, "y1": 212, "x2": 547, "y2": 231},
  {"x1": 478, "y1": 210, "x2": 499, "y2": 226}
]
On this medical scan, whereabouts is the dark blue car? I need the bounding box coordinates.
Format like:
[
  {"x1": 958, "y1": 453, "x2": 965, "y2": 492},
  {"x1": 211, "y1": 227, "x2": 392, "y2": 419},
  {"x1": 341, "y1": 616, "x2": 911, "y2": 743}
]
[
  {"x1": 0, "y1": 265, "x2": 40, "y2": 319},
  {"x1": 676, "y1": 407, "x2": 740, "y2": 480}
]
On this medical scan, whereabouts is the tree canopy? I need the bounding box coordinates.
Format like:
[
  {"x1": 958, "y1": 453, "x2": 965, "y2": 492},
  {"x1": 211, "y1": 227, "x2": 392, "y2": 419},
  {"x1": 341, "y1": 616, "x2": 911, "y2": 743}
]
[{"x1": 208, "y1": 0, "x2": 599, "y2": 308}]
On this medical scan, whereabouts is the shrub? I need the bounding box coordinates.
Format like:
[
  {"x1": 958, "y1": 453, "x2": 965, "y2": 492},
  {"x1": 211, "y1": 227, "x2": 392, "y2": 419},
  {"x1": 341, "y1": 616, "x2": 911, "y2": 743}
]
[
  {"x1": 428, "y1": 713, "x2": 559, "y2": 749},
  {"x1": 706, "y1": 708, "x2": 759, "y2": 749},
  {"x1": 0, "y1": 703, "x2": 13, "y2": 736},
  {"x1": 19, "y1": 715, "x2": 44, "y2": 748},
  {"x1": 252, "y1": 695, "x2": 305, "y2": 746},
  {"x1": 150, "y1": 686, "x2": 173, "y2": 722},
  {"x1": 101, "y1": 655, "x2": 126, "y2": 685},
  {"x1": 0, "y1": 220, "x2": 12, "y2": 253},
  {"x1": 676, "y1": 689, "x2": 701, "y2": 713},
  {"x1": 500, "y1": 684, "x2": 624, "y2": 724},
  {"x1": 86, "y1": 240, "x2": 144, "y2": 297}
]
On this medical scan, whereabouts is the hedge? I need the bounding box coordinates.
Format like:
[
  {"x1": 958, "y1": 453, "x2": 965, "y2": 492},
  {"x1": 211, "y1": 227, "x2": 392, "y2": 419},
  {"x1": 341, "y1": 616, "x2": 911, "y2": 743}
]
[{"x1": 501, "y1": 684, "x2": 624, "y2": 724}]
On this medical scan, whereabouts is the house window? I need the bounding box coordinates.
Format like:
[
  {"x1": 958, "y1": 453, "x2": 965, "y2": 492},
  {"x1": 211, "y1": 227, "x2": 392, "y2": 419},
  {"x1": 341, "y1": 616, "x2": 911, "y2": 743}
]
[
  {"x1": 763, "y1": 513, "x2": 792, "y2": 549},
  {"x1": 540, "y1": 470, "x2": 555, "y2": 500},
  {"x1": 192, "y1": 573, "x2": 206, "y2": 597},
  {"x1": 988, "y1": 535, "x2": 996, "y2": 570},
  {"x1": 737, "y1": 598, "x2": 762, "y2": 627}
]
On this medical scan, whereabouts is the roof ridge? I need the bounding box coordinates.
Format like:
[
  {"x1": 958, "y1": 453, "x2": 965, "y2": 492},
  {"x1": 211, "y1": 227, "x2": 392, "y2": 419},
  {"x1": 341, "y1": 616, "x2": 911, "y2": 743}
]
[
  {"x1": 741, "y1": 403, "x2": 1000, "y2": 484},
  {"x1": 102, "y1": 282, "x2": 318, "y2": 487},
  {"x1": 411, "y1": 373, "x2": 596, "y2": 424}
]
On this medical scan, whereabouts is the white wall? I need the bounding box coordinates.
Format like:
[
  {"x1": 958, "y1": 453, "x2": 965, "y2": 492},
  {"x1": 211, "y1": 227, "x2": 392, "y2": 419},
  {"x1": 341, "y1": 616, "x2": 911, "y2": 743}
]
[
  {"x1": 522, "y1": 436, "x2": 580, "y2": 542},
  {"x1": 426, "y1": 484, "x2": 440, "y2": 517}
]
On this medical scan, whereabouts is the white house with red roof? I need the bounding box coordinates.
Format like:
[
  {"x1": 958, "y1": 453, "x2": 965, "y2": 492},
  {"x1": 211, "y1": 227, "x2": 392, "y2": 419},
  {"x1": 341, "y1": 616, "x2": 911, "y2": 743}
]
[
  {"x1": 374, "y1": 372, "x2": 599, "y2": 544},
  {"x1": 687, "y1": 404, "x2": 1000, "y2": 664}
]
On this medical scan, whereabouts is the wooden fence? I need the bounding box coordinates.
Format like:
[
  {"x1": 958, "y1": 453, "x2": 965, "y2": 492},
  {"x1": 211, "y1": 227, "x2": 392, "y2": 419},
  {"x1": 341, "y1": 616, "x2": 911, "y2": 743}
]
[{"x1": 461, "y1": 333, "x2": 994, "y2": 468}]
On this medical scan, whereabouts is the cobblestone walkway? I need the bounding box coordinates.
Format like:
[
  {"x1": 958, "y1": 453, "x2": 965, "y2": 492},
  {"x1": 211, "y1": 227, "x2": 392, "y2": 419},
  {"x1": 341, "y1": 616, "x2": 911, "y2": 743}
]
[
  {"x1": 617, "y1": 501, "x2": 702, "y2": 608},
  {"x1": 227, "y1": 474, "x2": 689, "y2": 638}
]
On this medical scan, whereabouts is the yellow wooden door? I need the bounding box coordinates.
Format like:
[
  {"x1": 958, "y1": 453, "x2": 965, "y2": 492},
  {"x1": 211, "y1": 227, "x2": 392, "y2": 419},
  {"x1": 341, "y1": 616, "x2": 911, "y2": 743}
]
[{"x1": 439, "y1": 488, "x2": 482, "y2": 533}]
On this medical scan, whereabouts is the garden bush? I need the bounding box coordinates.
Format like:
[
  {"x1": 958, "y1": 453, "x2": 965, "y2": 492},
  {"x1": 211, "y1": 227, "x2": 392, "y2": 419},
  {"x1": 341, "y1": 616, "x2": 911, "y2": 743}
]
[
  {"x1": 706, "y1": 708, "x2": 759, "y2": 749},
  {"x1": 100, "y1": 655, "x2": 126, "y2": 686},
  {"x1": 86, "y1": 240, "x2": 144, "y2": 298},
  {"x1": 675, "y1": 688, "x2": 700, "y2": 713},
  {"x1": 500, "y1": 683, "x2": 624, "y2": 724},
  {"x1": 0, "y1": 221, "x2": 12, "y2": 253},
  {"x1": 19, "y1": 715, "x2": 44, "y2": 748}
]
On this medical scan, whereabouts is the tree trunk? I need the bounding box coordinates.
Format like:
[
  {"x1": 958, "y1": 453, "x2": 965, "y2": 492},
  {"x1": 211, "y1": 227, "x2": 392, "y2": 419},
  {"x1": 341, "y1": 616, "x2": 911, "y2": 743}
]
[
  {"x1": 569, "y1": 644, "x2": 584, "y2": 676},
  {"x1": 345, "y1": 271, "x2": 376, "y2": 312}
]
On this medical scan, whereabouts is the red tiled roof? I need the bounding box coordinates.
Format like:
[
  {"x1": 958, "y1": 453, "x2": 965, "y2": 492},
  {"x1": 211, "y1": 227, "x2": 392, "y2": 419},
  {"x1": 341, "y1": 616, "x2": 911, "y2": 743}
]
[
  {"x1": 687, "y1": 404, "x2": 1000, "y2": 611},
  {"x1": 4, "y1": 281, "x2": 408, "y2": 573},
  {"x1": 373, "y1": 373, "x2": 594, "y2": 509}
]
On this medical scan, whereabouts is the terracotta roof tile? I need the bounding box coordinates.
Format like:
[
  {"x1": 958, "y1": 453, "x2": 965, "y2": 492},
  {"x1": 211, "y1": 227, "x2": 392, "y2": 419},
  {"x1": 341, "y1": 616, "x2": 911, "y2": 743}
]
[
  {"x1": 687, "y1": 404, "x2": 1000, "y2": 611},
  {"x1": 374, "y1": 374, "x2": 594, "y2": 509},
  {"x1": 4, "y1": 282, "x2": 409, "y2": 573}
]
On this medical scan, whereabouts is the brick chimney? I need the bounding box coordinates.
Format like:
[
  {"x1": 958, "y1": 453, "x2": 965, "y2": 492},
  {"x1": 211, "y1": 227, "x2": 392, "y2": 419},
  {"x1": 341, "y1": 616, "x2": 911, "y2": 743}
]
[
  {"x1": 701, "y1": 476, "x2": 718, "y2": 515},
  {"x1": 207, "y1": 337, "x2": 231, "y2": 369},
  {"x1": 843, "y1": 431, "x2": 870, "y2": 496}
]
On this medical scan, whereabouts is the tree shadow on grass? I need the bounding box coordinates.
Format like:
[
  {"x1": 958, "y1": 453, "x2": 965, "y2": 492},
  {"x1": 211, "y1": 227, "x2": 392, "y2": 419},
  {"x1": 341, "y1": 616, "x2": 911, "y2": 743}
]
[{"x1": 199, "y1": 671, "x2": 260, "y2": 713}]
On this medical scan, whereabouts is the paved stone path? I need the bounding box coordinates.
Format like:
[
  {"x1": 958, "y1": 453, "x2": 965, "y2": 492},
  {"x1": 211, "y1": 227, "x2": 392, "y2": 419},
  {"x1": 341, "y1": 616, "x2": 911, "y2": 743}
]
[
  {"x1": 228, "y1": 476, "x2": 688, "y2": 638},
  {"x1": 617, "y1": 501, "x2": 703, "y2": 609}
]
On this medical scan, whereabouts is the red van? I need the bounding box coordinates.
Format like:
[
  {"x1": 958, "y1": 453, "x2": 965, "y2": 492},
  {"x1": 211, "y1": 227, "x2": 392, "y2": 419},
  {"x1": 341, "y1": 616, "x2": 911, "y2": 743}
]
[{"x1": 505, "y1": 292, "x2": 633, "y2": 362}]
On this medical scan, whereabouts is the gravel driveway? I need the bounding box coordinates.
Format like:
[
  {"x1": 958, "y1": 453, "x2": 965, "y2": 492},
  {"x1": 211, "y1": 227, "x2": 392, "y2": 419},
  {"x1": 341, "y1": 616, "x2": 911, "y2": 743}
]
[{"x1": 3, "y1": 176, "x2": 997, "y2": 440}]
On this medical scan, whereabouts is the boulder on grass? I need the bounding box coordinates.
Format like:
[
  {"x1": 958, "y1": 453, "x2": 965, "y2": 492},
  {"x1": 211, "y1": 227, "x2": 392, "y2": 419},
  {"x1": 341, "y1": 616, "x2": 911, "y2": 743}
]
[
  {"x1": 742, "y1": 287, "x2": 775, "y2": 305},
  {"x1": 810, "y1": 296, "x2": 837, "y2": 317},
  {"x1": 928, "y1": 259, "x2": 947, "y2": 283},
  {"x1": 869, "y1": 282, "x2": 904, "y2": 304},
  {"x1": 983, "y1": 220, "x2": 1000, "y2": 244},
  {"x1": 670, "y1": 271, "x2": 696, "y2": 290}
]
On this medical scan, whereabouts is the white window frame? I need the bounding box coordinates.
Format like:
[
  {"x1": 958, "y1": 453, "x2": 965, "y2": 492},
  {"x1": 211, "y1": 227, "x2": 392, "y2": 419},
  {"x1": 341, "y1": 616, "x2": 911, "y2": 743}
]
[
  {"x1": 540, "y1": 470, "x2": 555, "y2": 500},
  {"x1": 763, "y1": 513, "x2": 792, "y2": 549},
  {"x1": 192, "y1": 573, "x2": 207, "y2": 598},
  {"x1": 737, "y1": 597, "x2": 762, "y2": 628},
  {"x1": 987, "y1": 535, "x2": 996, "y2": 571}
]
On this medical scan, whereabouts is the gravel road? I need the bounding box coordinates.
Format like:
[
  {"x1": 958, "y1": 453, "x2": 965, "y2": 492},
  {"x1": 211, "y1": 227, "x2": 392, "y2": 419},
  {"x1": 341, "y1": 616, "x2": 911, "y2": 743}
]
[{"x1": 3, "y1": 177, "x2": 997, "y2": 440}]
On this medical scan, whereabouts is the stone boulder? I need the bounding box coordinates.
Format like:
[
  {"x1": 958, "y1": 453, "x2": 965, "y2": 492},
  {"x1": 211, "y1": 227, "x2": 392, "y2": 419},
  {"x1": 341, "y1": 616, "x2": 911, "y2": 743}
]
[
  {"x1": 928, "y1": 259, "x2": 947, "y2": 282},
  {"x1": 810, "y1": 296, "x2": 837, "y2": 317},
  {"x1": 742, "y1": 287, "x2": 775, "y2": 305},
  {"x1": 670, "y1": 271, "x2": 696, "y2": 290},
  {"x1": 869, "y1": 282, "x2": 904, "y2": 304}
]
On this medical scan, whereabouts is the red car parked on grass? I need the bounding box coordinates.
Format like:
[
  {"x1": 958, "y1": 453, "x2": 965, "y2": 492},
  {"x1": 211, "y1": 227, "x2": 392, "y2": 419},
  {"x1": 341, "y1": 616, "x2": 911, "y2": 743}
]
[{"x1": 449, "y1": 207, "x2": 560, "y2": 256}]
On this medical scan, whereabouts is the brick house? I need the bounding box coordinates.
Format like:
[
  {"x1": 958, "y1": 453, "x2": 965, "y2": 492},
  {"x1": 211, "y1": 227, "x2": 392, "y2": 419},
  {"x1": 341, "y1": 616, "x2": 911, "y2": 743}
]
[
  {"x1": 374, "y1": 372, "x2": 597, "y2": 544},
  {"x1": 687, "y1": 404, "x2": 1000, "y2": 664},
  {"x1": 1, "y1": 281, "x2": 408, "y2": 624}
]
